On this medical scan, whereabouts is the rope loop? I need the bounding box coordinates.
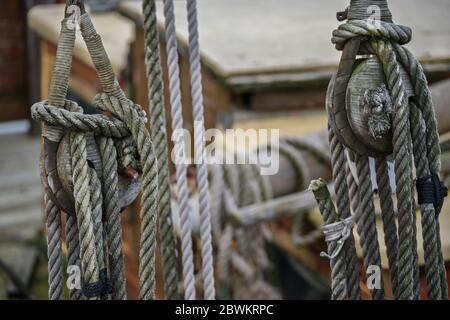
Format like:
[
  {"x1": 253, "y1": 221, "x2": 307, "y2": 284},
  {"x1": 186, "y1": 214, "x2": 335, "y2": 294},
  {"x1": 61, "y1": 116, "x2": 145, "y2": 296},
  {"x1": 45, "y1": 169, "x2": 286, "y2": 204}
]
[
  {"x1": 332, "y1": 19, "x2": 412, "y2": 50},
  {"x1": 320, "y1": 216, "x2": 354, "y2": 260},
  {"x1": 416, "y1": 172, "x2": 448, "y2": 216}
]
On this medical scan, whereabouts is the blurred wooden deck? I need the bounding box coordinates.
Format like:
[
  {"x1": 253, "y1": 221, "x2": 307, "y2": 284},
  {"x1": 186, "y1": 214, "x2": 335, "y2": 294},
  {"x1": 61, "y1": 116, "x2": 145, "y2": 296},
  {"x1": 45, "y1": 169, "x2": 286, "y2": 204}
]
[{"x1": 0, "y1": 133, "x2": 42, "y2": 232}]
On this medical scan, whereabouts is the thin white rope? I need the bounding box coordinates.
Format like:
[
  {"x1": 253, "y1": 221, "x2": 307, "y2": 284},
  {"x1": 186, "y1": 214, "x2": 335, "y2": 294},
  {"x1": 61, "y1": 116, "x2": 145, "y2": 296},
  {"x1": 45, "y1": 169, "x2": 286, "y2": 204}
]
[
  {"x1": 162, "y1": 0, "x2": 196, "y2": 300},
  {"x1": 185, "y1": 0, "x2": 216, "y2": 300}
]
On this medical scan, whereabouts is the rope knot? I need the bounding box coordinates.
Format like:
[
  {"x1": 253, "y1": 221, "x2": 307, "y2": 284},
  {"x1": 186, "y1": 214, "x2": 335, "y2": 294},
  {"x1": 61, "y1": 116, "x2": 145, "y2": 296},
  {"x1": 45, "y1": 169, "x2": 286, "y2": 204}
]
[
  {"x1": 416, "y1": 172, "x2": 448, "y2": 216},
  {"x1": 332, "y1": 19, "x2": 412, "y2": 50},
  {"x1": 93, "y1": 93, "x2": 147, "y2": 125},
  {"x1": 81, "y1": 268, "x2": 113, "y2": 299},
  {"x1": 320, "y1": 216, "x2": 354, "y2": 260}
]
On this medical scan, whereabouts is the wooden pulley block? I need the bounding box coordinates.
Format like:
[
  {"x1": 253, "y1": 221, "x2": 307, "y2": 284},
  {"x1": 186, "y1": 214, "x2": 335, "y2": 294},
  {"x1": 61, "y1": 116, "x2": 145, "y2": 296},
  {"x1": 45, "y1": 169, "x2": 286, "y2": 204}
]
[
  {"x1": 44, "y1": 133, "x2": 142, "y2": 217},
  {"x1": 328, "y1": 41, "x2": 414, "y2": 157}
]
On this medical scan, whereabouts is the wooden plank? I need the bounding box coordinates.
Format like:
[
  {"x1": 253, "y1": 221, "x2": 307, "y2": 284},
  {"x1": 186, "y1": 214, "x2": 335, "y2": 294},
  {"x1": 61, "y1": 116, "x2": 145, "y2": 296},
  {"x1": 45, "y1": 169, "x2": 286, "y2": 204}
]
[{"x1": 119, "y1": 0, "x2": 450, "y2": 87}]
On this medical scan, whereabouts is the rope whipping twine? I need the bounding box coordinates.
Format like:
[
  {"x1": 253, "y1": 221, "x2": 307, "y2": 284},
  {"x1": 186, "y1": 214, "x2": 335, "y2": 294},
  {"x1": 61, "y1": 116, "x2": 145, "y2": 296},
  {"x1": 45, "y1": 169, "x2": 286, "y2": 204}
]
[
  {"x1": 142, "y1": 0, "x2": 179, "y2": 300},
  {"x1": 162, "y1": 0, "x2": 196, "y2": 300},
  {"x1": 32, "y1": 6, "x2": 161, "y2": 300},
  {"x1": 326, "y1": 0, "x2": 448, "y2": 300},
  {"x1": 186, "y1": 0, "x2": 215, "y2": 300}
]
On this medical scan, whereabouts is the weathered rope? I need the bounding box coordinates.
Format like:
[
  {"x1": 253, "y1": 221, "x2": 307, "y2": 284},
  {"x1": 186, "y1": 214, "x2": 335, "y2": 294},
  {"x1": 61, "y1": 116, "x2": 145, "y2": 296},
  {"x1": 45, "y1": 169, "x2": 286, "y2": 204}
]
[
  {"x1": 329, "y1": 0, "x2": 448, "y2": 300},
  {"x1": 374, "y1": 158, "x2": 399, "y2": 298},
  {"x1": 45, "y1": 193, "x2": 64, "y2": 300},
  {"x1": 35, "y1": 6, "x2": 164, "y2": 301},
  {"x1": 355, "y1": 155, "x2": 385, "y2": 299},
  {"x1": 410, "y1": 103, "x2": 446, "y2": 300},
  {"x1": 142, "y1": 0, "x2": 179, "y2": 300},
  {"x1": 97, "y1": 136, "x2": 127, "y2": 300},
  {"x1": 328, "y1": 125, "x2": 361, "y2": 299},
  {"x1": 162, "y1": 0, "x2": 196, "y2": 300},
  {"x1": 186, "y1": 0, "x2": 215, "y2": 300},
  {"x1": 69, "y1": 103, "x2": 101, "y2": 300},
  {"x1": 310, "y1": 179, "x2": 348, "y2": 300},
  {"x1": 66, "y1": 214, "x2": 82, "y2": 300}
]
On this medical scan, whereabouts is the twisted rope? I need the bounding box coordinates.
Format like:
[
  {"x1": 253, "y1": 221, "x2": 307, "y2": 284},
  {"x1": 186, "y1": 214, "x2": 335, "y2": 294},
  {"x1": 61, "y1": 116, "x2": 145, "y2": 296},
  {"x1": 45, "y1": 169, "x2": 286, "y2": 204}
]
[
  {"x1": 310, "y1": 179, "x2": 348, "y2": 300},
  {"x1": 45, "y1": 193, "x2": 64, "y2": 300},
  {"x1": 142, "y1": 0, "x2": 179, "y2": 300},
  {"x1": 186, "y1": 0, "x2": 215, "y2": 300},
  {"x1": 162, "y1": 0, "x2": 196, "y2": 300},
  {"x1": 66, "y1": 214, "x2": 82, "y2": 300},
  {"x1": 94, "y1": 94, "x2": 159, "y2": 300},
  {"x1": 328, "y1": 126, "x2": 361, "y2": 299},
  {"x1": 367, "y1": 39, "x2": 415, "y2": 300},
  {"x1": 354, "y1": 155, "x2": 385, "y2": 300},
  {"x1": 374, "y1": 158, "x2": 399, "y2": 299},
  {"x1": 69, "y1": 104, "x2": 100, "y2": 300},
  {"x1": 410, "y1": 103, "x2": 445, "y2": 300},
  {"x1": 97, "y1": 136, "x2": 127, "y2": 300}
]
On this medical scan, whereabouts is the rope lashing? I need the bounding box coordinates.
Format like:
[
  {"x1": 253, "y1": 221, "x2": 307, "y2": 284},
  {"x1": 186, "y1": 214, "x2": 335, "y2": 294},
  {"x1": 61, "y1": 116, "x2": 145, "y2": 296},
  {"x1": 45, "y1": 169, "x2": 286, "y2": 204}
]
[
  {"x1": 325, "y1": 0, "x2": 448, "y2": 300},
  {"x1": 319, "y1": 216, "x2": 354, "y2": 260},
  {"x1": 310, "y1": 179, "x2": 349, "y2": 300},
  {"x1": 81, "y1": 268, "x2": 112, "y2": 299},
  {"x1": 416, "y1": 173, "x2": 448, "y2": 216}
]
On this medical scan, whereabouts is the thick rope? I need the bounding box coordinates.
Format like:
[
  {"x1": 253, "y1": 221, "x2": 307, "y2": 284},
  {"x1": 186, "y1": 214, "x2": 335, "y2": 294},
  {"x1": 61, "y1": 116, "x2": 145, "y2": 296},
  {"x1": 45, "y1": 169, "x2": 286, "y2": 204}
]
[
  {"x1": 97, "y1": 136, "x2": 127, "y2": 300},
  {"x1": 410, "y1": 103, "x2": 445, "y2": 299},
  {"x1": 328, "y1": 126, "x2": 361, "y2": 299},
  {"x1": 186, "y1": 0, "x2": 215, "y2": 300},
  {"x1": 162, "y1": 0, "x2": 196, "y2": 300},
  {"x1": 367, "y1": 39, "x2": 415, "y2": 300},
  {"x1": 94, "y1": 94, "x2": 159, "y2": 300},
  {"x1": 66, "y1": 215, "x2": 82, "y2": 300},
  {"x1": 310, "y1": 179, "x2": 348, "y2": 300},
  {"x1": 142, "y1": 0, "x2": 179, "y2": 300},
  {"x1": 45, "y1": 193, "x2": 64, "y2": 300},
  {"x1": 354, "y1": 155, "x2": 385, "y2": 300},
  {"x1": 374, "y1": 158, "x2": 399, "y2": 299},
  {"x1": 69, "y1": 104, "x2": 100, "y2": 300}
]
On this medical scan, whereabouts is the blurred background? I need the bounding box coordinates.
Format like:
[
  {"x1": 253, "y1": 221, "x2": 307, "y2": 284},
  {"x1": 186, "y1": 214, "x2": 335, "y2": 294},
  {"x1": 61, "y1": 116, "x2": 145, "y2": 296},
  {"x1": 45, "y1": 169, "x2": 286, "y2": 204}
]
[{"x1": 0, "y1": 0, "x2": 450, "y2": 299}]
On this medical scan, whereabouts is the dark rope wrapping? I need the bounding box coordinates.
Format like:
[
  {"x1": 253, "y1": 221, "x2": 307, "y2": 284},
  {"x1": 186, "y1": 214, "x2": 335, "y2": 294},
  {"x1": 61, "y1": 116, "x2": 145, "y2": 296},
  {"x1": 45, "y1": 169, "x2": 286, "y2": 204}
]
[
  {"x1": 81, "y1": 268, "x2": 112, "y2": 299},
  {"x1": 416, "y1": 172, "x2": 448, "y2": 216}
]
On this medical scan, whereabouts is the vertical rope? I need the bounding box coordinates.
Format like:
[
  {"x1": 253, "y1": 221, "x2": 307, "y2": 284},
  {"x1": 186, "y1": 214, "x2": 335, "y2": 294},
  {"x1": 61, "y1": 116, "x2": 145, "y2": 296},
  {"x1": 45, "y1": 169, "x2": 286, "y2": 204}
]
[
  {"x1": 355, "y1": 155, "x2": 385, "y2": 300},
  {"x1": 162, "y1": 0, "x2": 196, "y2": 300},
  {"x1": 394, "y1": 44, "x2": 449, "y2": 299},
  {"x1": 375, "y1": 158, "x2": 399, "y2": 299},
  {"x1": 410, "y1": 103, "x2": 444, "y2": 299},
  {"x1": 98, "y1": 137, "x2": 127, "y2": 299},
  {"x1": 328, "y1": 126, "x2": 361, "y2": 299},
  {"x1": 45, "y1": 193, "x2": 64, "y2": 300},
  {"x1": 310, "y1": 179, "x2": 348, "y2": 300},
  {"x1": 142, "y1": 0, "x2": 180, "y2": 300},
  {"x1": 369, "y1": 39, "x2": 415, "y2": 300},
  {"x1": 66, "y1": 215, "x2": 82, "y2": 300}
]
